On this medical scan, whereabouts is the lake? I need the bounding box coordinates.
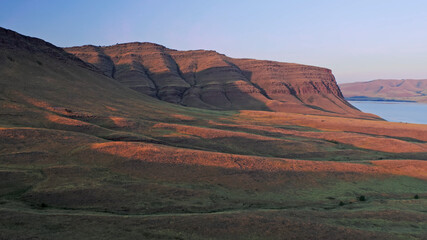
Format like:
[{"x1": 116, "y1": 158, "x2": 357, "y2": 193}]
[{"x1": 349, "y1": 101, "x2": 427, "y2": 125}]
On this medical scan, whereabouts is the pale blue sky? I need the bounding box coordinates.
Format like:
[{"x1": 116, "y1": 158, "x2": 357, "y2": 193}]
[{"x1": 1, "y1": 0, "x2": 427, "y2": 83}]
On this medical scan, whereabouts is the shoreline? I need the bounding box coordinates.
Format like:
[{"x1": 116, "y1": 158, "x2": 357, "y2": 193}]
[{"x1": 345, "y1": 97, "x2": 419, "y2": 103}]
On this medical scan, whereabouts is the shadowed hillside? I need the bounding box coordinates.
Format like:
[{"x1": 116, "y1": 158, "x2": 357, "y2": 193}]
[
  {"x1": 340, "y1": 79, "x2": 427, "y2": 102},
  {"x1": 1, "y1": 27, "x2": 427, "y2": 240}
]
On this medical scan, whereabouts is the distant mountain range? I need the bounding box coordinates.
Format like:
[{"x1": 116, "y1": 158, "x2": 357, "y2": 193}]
[{"x1": 340, "y1": 79, "x2": 427, "y2": 103}]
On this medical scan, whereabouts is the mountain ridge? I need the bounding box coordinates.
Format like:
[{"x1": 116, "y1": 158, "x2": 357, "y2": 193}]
[
  {"x1": 340, "y1": 79, "x2": 427, "y2": 102},
  {"x1": 65, "y1": 42, "x2": 373, "y2": 118},
  {"x1": 0, "y1": 27, "x2": 100, "y2": 73}
]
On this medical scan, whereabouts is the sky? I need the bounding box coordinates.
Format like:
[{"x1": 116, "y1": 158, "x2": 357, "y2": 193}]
[{"x1": 1, "y1": 0, "x2": 427, "y2": 83}]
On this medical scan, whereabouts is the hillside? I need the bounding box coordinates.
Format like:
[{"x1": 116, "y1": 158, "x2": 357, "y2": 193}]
[
  {"x1": 340, "y1": 79, "x2": 427, "y2": 102},
  {"x1": 65, "y1": 43, "x2": 372, "y2": 118},
  {"x1": 1, "y1": 27, "x2": 427, "y2": 239}
]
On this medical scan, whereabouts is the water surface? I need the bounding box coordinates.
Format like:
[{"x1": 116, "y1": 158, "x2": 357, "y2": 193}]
[{"x1": 349, "y1": 101, "x2": 427, "y2": 125}]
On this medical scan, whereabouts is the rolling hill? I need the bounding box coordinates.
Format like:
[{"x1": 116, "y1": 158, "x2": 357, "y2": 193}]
[
  {"x1": 1, "y1": 27, "x2": 426, "y2": 239},
  {"x1": 340, "y1": 79, "x2": 427, "y2": 102}
]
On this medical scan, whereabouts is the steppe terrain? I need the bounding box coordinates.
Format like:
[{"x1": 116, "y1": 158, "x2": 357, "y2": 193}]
[{"x1": 1, "y1": 27, "x2": 426, "y2": 239}]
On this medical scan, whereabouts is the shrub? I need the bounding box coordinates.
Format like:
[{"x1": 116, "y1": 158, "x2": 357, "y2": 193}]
[
  {"x1": 358, "y1": 195, "x2": 366, "y2": 201},
  {"x1": 414, "y1": 194, "x2": 419, "y2": 199},
  {"x1": 339, "y1": 201, "x2": 345, "y2": 206}
]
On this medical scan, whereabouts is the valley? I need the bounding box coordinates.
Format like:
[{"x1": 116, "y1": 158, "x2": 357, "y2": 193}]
[{"x1": 0, "y1": 27, "x2": 426, "y2": 239}]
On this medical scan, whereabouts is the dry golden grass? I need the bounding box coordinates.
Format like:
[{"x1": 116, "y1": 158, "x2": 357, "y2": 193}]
[
  {"x1": 209, "y1": 120, "x2": 427, "y2": 153},
  {"x1": 108, "y1": 116, "x2": 138, "y2": 128},
  {"x1": 295, "y1": 131, "x2": 427, "y2": 153},
  {"x1": 237, "y1": 110, "x2": 427, "y2": 141},
  {"x1": 90, "y1": 141, "x2": 427, "y2": 180},
  {"x1": 371, "y1": 160, "x2": 427, "y2": 180},
  {"x1": 45, "y1": 114, "x2": 91, "y2": 127},
  {"x1": 153, "y1": 122, "x2": 281, "y2": 141}
]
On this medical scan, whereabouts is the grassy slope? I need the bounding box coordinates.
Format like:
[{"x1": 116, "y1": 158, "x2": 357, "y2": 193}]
[{"x1": 1, "y1": 44, "x2": 427, "y2": 239}]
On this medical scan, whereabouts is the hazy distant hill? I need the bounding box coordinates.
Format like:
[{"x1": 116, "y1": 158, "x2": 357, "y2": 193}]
[{"x1": 340, "y1": 79, "x2": 427, "y2": 102}]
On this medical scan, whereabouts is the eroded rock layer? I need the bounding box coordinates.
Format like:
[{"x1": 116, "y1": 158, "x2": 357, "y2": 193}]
[{"x1": 65, "y1": 43, "x2": 373, "y2": 118}]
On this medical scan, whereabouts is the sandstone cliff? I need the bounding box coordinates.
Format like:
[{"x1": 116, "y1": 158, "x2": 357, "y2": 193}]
[{"x1": 65, "y1": 43, "x2": 374, "y2": 118}]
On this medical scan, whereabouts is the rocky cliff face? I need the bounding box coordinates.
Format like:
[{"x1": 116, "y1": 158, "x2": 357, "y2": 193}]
[{"x1": 65, "y1": 43, "x2": 369, "y2": 117}]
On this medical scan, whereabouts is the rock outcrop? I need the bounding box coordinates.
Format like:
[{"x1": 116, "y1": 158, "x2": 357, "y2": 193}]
[
  {"x1": 340, "y1": 79, "x2": 427, "y2": 103},
  {"x1": 65, "y1": 43, "x2": 372, "y2": 118}
]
